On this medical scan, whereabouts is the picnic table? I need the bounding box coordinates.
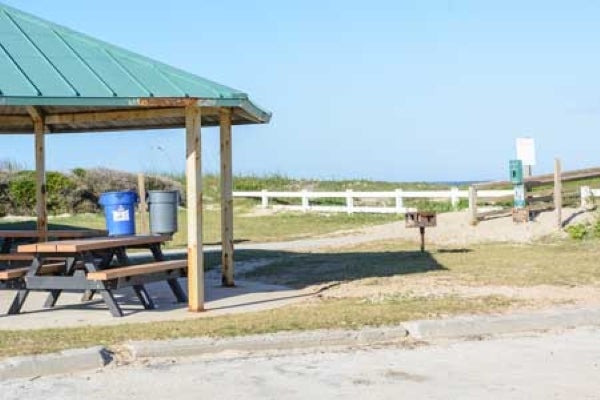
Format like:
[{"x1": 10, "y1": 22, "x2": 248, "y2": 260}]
[
  {"x1": 0, "y1": 229, "x2": 108, "y2": 254},
  {"x1": 6, "y1": 235, "x2": 187, "y2": 317}
]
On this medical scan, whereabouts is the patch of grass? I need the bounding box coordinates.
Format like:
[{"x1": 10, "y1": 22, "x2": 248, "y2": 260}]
[
  {"x1": 240, "y1": 240, "x2": 600, "y2": 288},
  {"x1": 0, "y1": 208, "x2": 399, "y2": 248},
  {"x1": 0, "y1": 294, "x2": 517, "y2": 358}
]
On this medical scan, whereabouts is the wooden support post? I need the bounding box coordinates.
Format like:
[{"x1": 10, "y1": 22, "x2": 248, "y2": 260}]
[
  {"x1": 468, "y1": 186, "x2": 478, "y2": 225},
  {"x1": 185, "y1": 105, "x2": 204, "y2": 312},
  {"x1": 554, "y1": 158, "x2": 562, "y2": 229},
  {"x1": 137, "y1": 173, "x2": 148, "y2": 234},
  {"x1": 220, "y1": 109, "x2": 234, "y2": 287},
  {"x1": 28, "y1": 107, "x2": 47, "y2": 241}
]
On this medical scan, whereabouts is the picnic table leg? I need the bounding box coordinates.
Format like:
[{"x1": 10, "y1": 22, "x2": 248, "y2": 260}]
[
  {"x1": 81, "y1": 251, "x2": 113, "y2": 302},
  {"x1": 43, "y1": 257, "x2": 76, "y2": 308},
  {"x1": 149, "y1": 243, "x2": 186, "y2": 302},
  {"x1": 150, "y1": 244, "x2": 165, "y2": 261},
  {"x1": 100, "y1": 289, "x2": 123, "y2": 317},
  {"x1": 116, "y1": 246, "x2": 159, "y2": 310},
  {"x1": 83, "y1": 252, "x2": 123, "y2": 317},
  {"x1": 150, "y1": 243, "x2": 187, "y2": 302},
  {"x1": 167, "y1": 279, "x2": 188, "y2": 303},
  {"x1": 7, "y1": 289, "x2": 29, "y2": 315},
  {"x1": 0, "y1": 238, "x2": 13, "y2": 254},
  {"x1": 81, "y1": 290, "x2": 96, "y2": 302},
  {"x1": 7, "y1": 255, "x2": 43, "y2": 314},
  {"x1": 132, "y1": 285, "x2": 155, "y2": 309}
]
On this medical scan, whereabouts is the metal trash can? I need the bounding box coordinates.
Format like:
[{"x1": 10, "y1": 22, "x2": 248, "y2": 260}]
[
  {"x1": 98, "y1": 191, "x2": 138, "y2": 236},
  {"x1": 148, "y1": 190, "x2": 179, "y2": 235}
]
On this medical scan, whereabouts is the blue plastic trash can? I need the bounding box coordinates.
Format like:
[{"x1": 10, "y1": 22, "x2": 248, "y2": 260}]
[{"x1": 98, "y1": 191, "x2": 138, "y2": 236}]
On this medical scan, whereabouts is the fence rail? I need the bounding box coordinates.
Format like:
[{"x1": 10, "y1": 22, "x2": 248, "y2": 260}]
[
  {"x1": 233, "y1": 188, "x2": 514, "y2": 214},
  {"x1": 234, "y1": 184, "x2": 600, "y2": 227}
]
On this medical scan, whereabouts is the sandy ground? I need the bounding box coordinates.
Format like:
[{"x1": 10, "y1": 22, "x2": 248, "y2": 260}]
[
  {"x1": 236, "y1": 208, "x2": 600, "y2": 311},
  {"x1": 360, "y1": 207, "x2": 594, "y2": 246},
  {"x1": 234, "y1": 207, "x2": 594, "y2": 253}
]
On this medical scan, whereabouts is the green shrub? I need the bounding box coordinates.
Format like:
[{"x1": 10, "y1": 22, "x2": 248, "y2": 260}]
[
  {"x1": 46, "y1": 172, "x2": 76, "y2": 214},
  {"x1": 8, "y1": 171, "x2": 36, "y2": 214},
  {"x1": 566, "y1": 224, "x2": 589, "y2": 240}
]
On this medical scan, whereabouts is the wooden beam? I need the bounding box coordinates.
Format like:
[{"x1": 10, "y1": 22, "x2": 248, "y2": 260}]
[
  {"x1": 0, "y1": 115, "x2": 33, "y2": 126},
  {"x1": 45, "y1": 108, "x2": 186, "y2": 125},
  {"x1": 26, "y1": 106, "x2": 43, "y2": 123},
  {"x1": 43, "y1": 107, "x2": 220, "y2": 126},
  {"x1": 554, "y1": 158, "x2": 562, "y2": 229},
  {"x1": 185, "y1": 105, "x2": 204, "y2": 312},
  {"x1": 34, "y1": 116, "x2": 48, "y2": 241},
  {"x1": 220, "y1": 109, "x2": 234, "y2": 287}
]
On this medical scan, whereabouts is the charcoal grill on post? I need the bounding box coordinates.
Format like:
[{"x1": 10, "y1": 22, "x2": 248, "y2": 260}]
[{"x1": 405, "y1": 212, "x2": 437, "y2": 252}]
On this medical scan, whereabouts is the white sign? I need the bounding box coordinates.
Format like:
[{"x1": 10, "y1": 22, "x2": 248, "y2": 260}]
[
  {"x1": 516, "y1": 137, "x2": 536, "y2": 166},
  {"x1": 112, "y1": 206, "x2": 130, "y2": 222}
]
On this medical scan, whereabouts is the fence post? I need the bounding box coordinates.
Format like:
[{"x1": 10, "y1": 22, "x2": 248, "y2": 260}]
[
  {"x1": 554, "y1": 158, "x2": 562, "y2": 229},
  {"x1": 450, "y1": 186, "x2": 460, "y2": 209},
  {"x1": 395, "y1": 189, "x2": 403, "y2": 213},
  {"x1": 581, "y1": 186, "x2": 592, "y2": 209},
  {"x1": 301, "y1": 190, "x2": 309, "y2": 212},
  {"x1": 346, "y1": 189, "x2": 354, "y2": 214},
  {"x1": 468, "y1": 186, "x2": 478, "y2": 224},
  {"x1": 261, "y1": 189, "x2": 268, "y2": 209}
]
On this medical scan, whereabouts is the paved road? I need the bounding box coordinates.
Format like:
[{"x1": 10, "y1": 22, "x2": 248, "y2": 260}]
[{"x1": 3, "y1": 327, "x2": 600, "y2": 400}]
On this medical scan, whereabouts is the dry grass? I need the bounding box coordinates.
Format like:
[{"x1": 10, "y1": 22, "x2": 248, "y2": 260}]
[
  {"x1": 0, "y1": 294, "x2": 517, "y2": 358},
  {"x1": 240, "y1": 239, "x2": 600, "y2": 288}
]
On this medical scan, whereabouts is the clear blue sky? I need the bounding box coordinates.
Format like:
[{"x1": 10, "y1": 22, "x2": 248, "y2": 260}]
[{"x1": 2, "y1": 0, "x2": 600, "y2": 182}]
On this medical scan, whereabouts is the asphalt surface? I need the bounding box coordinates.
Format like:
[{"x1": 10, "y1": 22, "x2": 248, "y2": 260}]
[{"x1": 2, "y1": 326, "x2": 599, "y2": 400}]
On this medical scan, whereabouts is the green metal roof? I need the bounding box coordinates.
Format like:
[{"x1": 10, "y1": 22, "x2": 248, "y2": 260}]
[{"x1": 0, "y1": 2, "x2": 270, "y2": 124}]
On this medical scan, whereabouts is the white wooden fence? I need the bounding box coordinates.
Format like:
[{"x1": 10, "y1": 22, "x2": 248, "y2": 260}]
[{"x1": 232, "y1": 188, "x2": 514, "y2": 214}]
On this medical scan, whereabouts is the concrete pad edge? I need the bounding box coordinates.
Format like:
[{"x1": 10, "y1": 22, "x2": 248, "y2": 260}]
[
  {"x1": 0, "y1": 346, "x2": 110, "y2": 381},
  {"x1": 126, "y1": 326, "x2": 410, "y2": 358}
]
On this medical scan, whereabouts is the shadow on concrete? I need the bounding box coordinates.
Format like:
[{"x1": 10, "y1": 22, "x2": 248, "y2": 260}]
[{"x1": 0, "y1": 245, "x2": 451, "y2": 324}]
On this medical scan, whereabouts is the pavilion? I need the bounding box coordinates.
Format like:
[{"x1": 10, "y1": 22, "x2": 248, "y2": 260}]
[{"x1": 0, "y1": 2, "x2": 271, "y2": 311}]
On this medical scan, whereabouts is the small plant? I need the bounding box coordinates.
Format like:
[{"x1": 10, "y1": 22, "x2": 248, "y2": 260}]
[{"x1": 565, "y1": 223, "x2": 589, "y2": 240}]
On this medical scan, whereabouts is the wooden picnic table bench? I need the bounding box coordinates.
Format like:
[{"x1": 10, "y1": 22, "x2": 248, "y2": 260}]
[{"x1": 9, "y1": 235, "x2": 187, "y2": 317}]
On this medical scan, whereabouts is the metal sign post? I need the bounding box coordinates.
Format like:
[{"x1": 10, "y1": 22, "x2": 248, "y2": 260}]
[
  {"x1": 509, "y1": 159, "x2": 529, "y2": 223},
  {"x1": 405, "y1": 212, "x2": 437, "y2": 252}
]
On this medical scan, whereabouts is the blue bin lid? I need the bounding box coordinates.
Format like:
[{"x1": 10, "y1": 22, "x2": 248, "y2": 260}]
[{"x1": 99, "y1": 191, "x2": 139, "y2": 206}]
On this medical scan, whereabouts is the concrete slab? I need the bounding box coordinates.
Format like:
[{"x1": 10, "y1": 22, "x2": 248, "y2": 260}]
[{"x1": 0, "y1": 265, "x2": 310, "y2": 330}]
